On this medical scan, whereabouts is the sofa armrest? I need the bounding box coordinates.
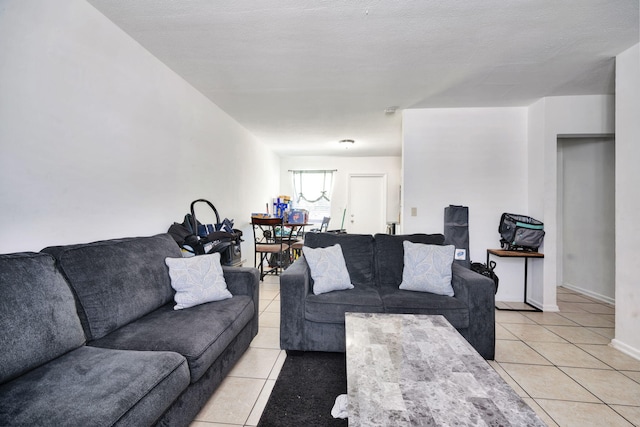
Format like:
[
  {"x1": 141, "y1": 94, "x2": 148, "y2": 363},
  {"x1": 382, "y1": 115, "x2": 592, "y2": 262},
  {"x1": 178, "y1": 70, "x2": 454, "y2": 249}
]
[
  {"x1": 223, "y1": 266, "x2": 260, "y2": 337},
  {"x1": 223, "y1": 266, "x2": 259, "y2": 302},
  {"x1": 279, "y1": 257, "x2": 311, "y2": 351},
  {"x1": 222, "y1": 267, "x2": 259, "y2": 296},
  {"x1": 451, "y1": 263, "x2": 496, "y2": 359}
]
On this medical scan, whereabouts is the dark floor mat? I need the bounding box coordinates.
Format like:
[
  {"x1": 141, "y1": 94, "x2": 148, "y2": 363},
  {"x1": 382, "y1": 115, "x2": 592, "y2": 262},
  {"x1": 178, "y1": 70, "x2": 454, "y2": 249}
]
[{"x1": 257, "y1": 351, "x2": 348, "y2": 427}]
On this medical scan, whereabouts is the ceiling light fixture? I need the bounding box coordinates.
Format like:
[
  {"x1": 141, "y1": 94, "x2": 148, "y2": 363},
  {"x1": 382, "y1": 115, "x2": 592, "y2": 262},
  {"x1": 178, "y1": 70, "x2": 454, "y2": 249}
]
[
  {"x1": 384, "y1": 106, "x2": 398, "y2": 114},
  {"x1": 339, "y1": 139, "x2": 355, "y2": 149}
]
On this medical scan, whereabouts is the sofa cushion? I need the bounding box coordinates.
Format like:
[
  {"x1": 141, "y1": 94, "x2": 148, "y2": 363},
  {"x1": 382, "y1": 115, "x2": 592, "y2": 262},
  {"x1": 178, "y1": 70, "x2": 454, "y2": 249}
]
[
  {"x1": 305, "y1": 285, "x2": 384, "y2": 324},
  {"x1": 303, "y1": 244, "x2": 354, "y2": 295},
  {"x1": 165, "y1": 253, "x2": 232, "y2": 309},
  {"x1": 0, "y1": 252, "x2": 85, "y2": 385},
  {"x1": 379, "y1": 286, "x2": 469, "y2": 329},
  {"x1": 89, "y1": 295, "x2": 255, "y2": 383},
  {"x1": 399, "y1": 242, "x2": 455, "y2": 296},
  {"x1": 42, "y1": 234, "x2": 182, "y2": 340},
  {"x1": 0, "y1": 346, "x2": 189, "y2": 426},
  {"x1": 374, "y1": 233, "x2": 446, "y2": 286},
  {"x1": 303, "y1": 233, "x2": 375, "y2": 286}
]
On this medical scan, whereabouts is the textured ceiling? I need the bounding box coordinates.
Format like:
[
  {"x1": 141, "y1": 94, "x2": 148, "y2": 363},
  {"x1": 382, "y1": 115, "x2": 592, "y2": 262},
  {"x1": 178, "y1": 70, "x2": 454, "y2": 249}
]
[{"x1": 87, "y1": 0, "x2": 638, "y2": 156}]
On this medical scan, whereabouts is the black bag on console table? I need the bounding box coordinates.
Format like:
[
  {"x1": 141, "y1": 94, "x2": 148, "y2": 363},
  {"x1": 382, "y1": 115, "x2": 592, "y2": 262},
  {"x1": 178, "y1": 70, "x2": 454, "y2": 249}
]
[{"x1": 498, "y1": 213, "x2": 544, "y2": 252}]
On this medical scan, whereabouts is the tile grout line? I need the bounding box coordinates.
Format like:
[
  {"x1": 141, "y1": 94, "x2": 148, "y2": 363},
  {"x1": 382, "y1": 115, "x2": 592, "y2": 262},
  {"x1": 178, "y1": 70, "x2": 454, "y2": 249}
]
[{"x1": 243, "y1": 378, "x2": 270, "y2": 427}]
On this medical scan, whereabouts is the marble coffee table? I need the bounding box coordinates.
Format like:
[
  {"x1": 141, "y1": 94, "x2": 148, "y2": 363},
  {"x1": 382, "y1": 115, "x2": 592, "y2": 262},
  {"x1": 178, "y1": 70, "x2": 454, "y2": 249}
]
[{"x1": 345, "y1": 313, "x2": 546, "y2": 426}]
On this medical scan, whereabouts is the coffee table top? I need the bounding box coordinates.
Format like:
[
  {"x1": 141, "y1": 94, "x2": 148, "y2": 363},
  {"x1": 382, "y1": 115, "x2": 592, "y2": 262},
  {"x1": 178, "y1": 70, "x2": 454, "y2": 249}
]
[{"x1": 345, "y1": 313, "x2": 545, "y2": 426}]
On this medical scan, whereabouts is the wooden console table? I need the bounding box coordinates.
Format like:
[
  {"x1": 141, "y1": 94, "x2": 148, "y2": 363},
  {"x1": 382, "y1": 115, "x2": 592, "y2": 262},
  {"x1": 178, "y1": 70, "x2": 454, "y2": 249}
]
[{"x1": 487, "y1": 249, "x2": 544, "y2": 311}]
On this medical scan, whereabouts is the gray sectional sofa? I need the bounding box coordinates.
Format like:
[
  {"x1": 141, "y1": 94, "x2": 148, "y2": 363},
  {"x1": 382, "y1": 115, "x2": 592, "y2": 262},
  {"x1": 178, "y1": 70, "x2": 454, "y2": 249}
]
[
  {"x1": 0, "y1": 233, "x2": 259, "y2": 426},
  {"x1": 280, "y1": 233, "x2": 495, "y2": 359}
]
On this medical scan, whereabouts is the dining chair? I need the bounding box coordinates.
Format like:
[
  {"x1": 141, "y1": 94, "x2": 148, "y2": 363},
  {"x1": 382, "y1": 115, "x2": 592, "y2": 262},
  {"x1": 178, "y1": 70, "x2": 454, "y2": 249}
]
[{"x1": 251, "y1": 216, "x2": 291, "y2": 280}]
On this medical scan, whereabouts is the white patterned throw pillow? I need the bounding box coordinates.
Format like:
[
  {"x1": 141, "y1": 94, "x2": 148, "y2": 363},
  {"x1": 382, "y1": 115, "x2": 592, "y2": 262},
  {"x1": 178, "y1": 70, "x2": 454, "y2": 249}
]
[
  {"x1": 303, "y1": 244, "x2": 354, "y2": 295},
  {"x1": 165, "y1": 252, "x2": 232, "y2": 310},
  {"x1": 399, "y1": 241, "x2": 455, "y2": 296}
]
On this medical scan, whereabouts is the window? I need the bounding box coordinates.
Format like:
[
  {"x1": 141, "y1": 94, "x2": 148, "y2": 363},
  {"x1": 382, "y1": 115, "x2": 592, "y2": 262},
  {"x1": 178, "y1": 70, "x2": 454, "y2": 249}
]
[{"x1": 290, "y1": 170, "x2": 335, "y2": 225}]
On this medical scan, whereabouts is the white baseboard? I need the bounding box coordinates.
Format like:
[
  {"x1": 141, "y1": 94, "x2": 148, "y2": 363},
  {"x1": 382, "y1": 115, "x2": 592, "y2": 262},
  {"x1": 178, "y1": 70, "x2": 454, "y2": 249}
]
[
  {"x1": 528, "y1": 297, "x2": 559, "y2": 312},
  {"x1": 561, "y1": 283, "x2": 615, "y2": 305},
  {"x1": 610, "y1": 339, "x2": 640, "y2": 361}
]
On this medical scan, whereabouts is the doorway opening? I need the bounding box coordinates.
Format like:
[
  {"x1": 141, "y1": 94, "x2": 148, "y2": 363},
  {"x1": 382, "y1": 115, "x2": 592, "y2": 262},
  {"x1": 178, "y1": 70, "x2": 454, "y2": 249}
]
[{"x1": 557, "y1": 136, "x2": 615, "y2": 304}]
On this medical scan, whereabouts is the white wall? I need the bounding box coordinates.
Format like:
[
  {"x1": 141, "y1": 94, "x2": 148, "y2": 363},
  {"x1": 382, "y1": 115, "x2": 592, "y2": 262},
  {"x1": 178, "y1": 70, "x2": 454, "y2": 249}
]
[
  {"x1": 528, "y1": 95, "x2": 615, "y2": 311},
  {"x1": 0, "y1": 0, "x2": 279, "y2": 256},
  {"x1": 402, "y1": 107, "x2": 529, "y2": 302},
  {"x1": 558, "y1": 137, "x2": 615, "y2": 303},
  {"x1": 279, "y1": 156, "x2": 401, "y2": 231},
  {"x1": 612, "y1": 43, "x2": 640, "y2": 359}
]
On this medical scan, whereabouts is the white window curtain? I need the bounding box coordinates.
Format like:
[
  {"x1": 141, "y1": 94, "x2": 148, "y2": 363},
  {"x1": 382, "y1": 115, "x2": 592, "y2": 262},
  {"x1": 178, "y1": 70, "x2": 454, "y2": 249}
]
[{"x1": 290, "y1": 170, "x2": 336, "y2": 223}]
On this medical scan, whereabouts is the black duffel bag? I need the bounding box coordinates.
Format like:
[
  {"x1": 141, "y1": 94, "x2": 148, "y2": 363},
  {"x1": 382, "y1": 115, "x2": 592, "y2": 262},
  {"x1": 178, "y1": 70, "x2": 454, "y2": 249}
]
[{"x1": 470, "y1": 261, "x2": 499, "y2": 294}]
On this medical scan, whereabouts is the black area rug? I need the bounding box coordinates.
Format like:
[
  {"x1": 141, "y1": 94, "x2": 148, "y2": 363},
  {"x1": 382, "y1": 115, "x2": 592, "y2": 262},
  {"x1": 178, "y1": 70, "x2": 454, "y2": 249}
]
[{"x1": 257, "y1": 352, "x2": 348, "y2": 427}]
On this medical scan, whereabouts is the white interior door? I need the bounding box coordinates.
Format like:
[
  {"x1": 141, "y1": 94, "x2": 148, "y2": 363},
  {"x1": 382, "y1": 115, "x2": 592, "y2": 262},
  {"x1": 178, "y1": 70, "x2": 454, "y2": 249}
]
[{"x1": 347, "y1": 174, "x2": 387, "y2": 234}]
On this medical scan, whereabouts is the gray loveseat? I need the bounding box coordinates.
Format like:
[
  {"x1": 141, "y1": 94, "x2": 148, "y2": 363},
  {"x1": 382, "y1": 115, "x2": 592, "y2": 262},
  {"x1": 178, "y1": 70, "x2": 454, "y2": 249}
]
[
  {"x1": 280, "y1": 233, "x2": 495, "y2": 359},
  {"x1": 0, "y1": 233, "x2": 259, "y2": 426}
]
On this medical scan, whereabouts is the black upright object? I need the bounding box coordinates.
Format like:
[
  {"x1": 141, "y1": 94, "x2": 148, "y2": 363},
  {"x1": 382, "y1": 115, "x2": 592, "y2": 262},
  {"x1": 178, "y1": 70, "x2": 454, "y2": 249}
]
[{"x1": 444, "y1": 205, "x2": 470, "y2": 268}]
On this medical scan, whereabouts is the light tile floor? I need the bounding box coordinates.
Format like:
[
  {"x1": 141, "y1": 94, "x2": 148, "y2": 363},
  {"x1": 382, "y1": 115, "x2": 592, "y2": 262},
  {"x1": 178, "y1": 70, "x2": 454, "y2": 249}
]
[
  {"x1": 191, "y1": 279, "x2": 640, "y2": 427},
  {"x1": 191, "y1": 275, "x2": 285, "y2": 427}
]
